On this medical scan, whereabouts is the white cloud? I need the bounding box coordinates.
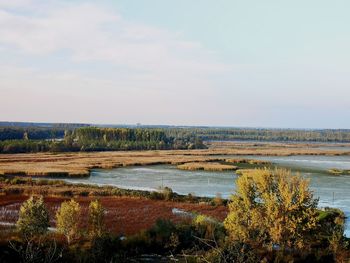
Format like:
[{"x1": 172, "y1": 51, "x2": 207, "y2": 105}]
[
  {"x1": 0, "y1": 1, "x2": 235, "y2": 124},
  {"x1": 0, "y1": 1, "x2": 229, "y2": 73}
]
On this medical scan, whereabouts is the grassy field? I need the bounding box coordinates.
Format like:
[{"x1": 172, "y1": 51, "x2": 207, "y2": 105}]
[{"x1": 0, "y1": 141, "x2": 349, "y2": 177}]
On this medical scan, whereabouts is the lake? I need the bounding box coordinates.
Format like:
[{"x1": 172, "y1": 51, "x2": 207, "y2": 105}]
[{"x1": 62, "y1": 155, "x2": 350, "y2": 236}]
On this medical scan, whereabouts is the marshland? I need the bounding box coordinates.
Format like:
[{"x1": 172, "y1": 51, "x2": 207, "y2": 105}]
[{"x1": 0, "y1": 125, "x2": 350, "y2": 262}]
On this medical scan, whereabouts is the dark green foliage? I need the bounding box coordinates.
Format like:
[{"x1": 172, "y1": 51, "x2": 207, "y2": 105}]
[
  {"x1": 0, "y1": 127, "x2": 65, "y2": 141},
  {"x1": 88, "y1": 234, "x2": 122, "y2": 262},
  {"x1": 70, "y1": 127, "x2": 205, "y2": 151},
  {"x1": 166, "y1": 127, "x2": 350, "y2": 142},
  {"x1": 0, "y1": 127, "x2": 206, "y2": 153}
]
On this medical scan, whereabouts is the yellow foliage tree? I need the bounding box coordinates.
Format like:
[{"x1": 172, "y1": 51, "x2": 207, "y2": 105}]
[
  {"x1": 56, "y1": 199, "x2": 81, "y2": 244},
  {"x1": 88, "y1": 199, "x2": 105, "y2": 238},
  {"x1": 224, "y1": 168, "x2": 318, "y2": 251}
]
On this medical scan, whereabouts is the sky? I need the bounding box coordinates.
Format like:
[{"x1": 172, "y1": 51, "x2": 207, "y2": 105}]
[{"x1": 0, "y1": 0, "x2": 349, "y2": 128}]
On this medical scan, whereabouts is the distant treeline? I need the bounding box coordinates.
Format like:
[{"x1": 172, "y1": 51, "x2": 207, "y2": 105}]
[
  {"x1": 2, "y1": 124, "x2": 350, "y2": 154},
  {"x1": 166, "y1": 128, "x2": 350, "y2": 142},
  {"x1": 0, "y1": 127, "x2": 65, "y2": 141},
  {"x1": 0, "y1": 127, "x2": 205, "y2": 153}
]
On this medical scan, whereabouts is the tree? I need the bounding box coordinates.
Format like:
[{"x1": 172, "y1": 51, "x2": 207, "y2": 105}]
[
  {"x1": 224, "y1": 168, "x2": 318, "y2": 252},
  {"x1": 16, "y1": 196, "x2": 49, "y2": 238},
  {"x1": 88, "y1": 200, "x2": 105, "y2": 238},
  {"x1": 56, "y1": 199, "x2": 81, "y2": 244}
]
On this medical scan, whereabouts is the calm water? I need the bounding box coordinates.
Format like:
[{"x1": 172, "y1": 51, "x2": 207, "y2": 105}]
[{"x1": 62, "y1": 155, "x2": 350, "y2": 236}]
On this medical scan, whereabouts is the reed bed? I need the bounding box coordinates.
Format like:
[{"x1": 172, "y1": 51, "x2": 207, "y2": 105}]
[
  {"x1": 177, "y1": 162, "x2": 237, "y2": 171},
  {"x1": 0, "y1": 142, "x2": 349, "y2": 177}
]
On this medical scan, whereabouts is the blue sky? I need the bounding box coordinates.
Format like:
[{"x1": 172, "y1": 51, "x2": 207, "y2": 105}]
[{"x1": 0, "y1": 0, "x2": 349, "y2": 128}]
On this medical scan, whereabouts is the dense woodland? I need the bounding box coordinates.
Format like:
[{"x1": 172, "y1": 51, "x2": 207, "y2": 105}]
[
  {"x1": 166, "y1": 127, "x2": 350, "y2": 142},
  {"x1": 0, "y1": 127, "x2": 206, "y2": 153},
  {"x1": 0, "y1": 127, "x2": 65, "y2": 141}
]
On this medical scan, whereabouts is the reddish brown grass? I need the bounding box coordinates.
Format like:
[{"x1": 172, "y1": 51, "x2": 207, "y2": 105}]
[{"x1": 0, "y1": 195, "x2": 227, "y2": 235}]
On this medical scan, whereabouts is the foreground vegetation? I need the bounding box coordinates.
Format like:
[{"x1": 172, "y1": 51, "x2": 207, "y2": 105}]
[{"x1": 0, "y1": 169, "x2": 349, "y2": 262}]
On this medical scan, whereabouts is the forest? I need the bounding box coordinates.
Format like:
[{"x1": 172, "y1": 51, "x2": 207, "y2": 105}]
[
  {"x1": 0, "y1": 127, "x2": 206, "y2": 153},
  {"x1": 0, "y1": 127, "x2": 65, "y2": 141},
  {"x1": 165, "y1": 127, "x2": 350, "y2": 142}
]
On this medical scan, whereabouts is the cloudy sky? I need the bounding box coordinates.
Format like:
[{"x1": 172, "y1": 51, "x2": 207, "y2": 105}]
[{"x1": 1, "y1": 0, "x2": 349, "y2": 128}]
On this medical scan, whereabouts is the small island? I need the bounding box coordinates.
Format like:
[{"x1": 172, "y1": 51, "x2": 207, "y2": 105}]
[{"x1": 177, "y1": 162, "x2": 238, "y2": 171}]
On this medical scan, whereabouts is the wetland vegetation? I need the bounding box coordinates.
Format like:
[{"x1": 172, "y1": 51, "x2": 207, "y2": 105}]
[
  {"x1": 0, "y1": 169, "x2": 348, "y2": 262},
  {"x1": 1, "y1": 124, "x2": 350, "y2": 262}
]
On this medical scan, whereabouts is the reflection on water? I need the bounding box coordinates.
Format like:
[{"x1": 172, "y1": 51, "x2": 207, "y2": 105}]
[{"x1": 63, "y1": 155, "x2": 350, "y2": 237}]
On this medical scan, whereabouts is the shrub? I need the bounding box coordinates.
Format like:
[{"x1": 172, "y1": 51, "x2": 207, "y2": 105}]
[
  {"x1": 162, "y1": 187, "x2": 173, "y2": 201},
  {"x1": 213, "y1": 192, "x2": 223, "y2": 206},
  {"x1": 88, "y1": 200, "x2": 106, "y2": 238},
  {"x1": 90, "y1": 234, "x2": 122, "y2": 262},
  {"x1": 187, "y1": 193, "x2": 195, "y2": 202},
  {"x1": 224, "y1": 168, "x2": 318, "y2": 252},
  {"x1": 10, "y1": 177, "x2": 24, "y2": 185},
  {"x1": 193, "y1": 214, "x2": 225, "y2": 242},
  {"x1": 148, "y1": 219, "x2": 176, "y2": 250},
  {"x1": 56, "y1": 199, "x2": 81, "y2": 244},
  {"x1": 150, "y1": 191, "x2": 163, "y2": 200},
  {"x1": 16, "y1": 196, "x2": 50, "y2": 238}
]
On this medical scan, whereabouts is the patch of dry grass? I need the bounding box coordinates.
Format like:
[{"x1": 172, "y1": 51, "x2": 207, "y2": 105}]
[
  {"x1": 0, "y1": 152, "x2": 224, "y2": 177},
  {"x1": 177, "y1": 162, "x2": 237, "y2": 171},
  {"x1": 225, "y1": 158, "x2": 271, "y2": 165},
  {"x1": 328, "y1": 169, "x2": 350, "y2": 175}
]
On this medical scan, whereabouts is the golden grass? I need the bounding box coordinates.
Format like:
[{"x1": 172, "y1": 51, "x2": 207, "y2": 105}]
[
  {"x1": 225, "y1": 158, "x2": 271, "y2": 165},
  {"x1": 0, "y1": 151, "x2": 226, "y2": 177},
  {"x1": 177, "y1": 162, "x2": 238, "y2": 171},
  {"x1": 328, "y1": 169, "x2": 350, "y2": 175},
  {"x1": 235, "y1": 169, "x2": 257, "y2": 176},
  {"x1": 0, "y1": 141, "x2": 349, "y2": 177}
]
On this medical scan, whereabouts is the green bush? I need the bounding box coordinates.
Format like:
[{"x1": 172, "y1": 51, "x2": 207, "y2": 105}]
[{"x1": 16, "y1": 196, "x2": 50, "y2": 238}]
